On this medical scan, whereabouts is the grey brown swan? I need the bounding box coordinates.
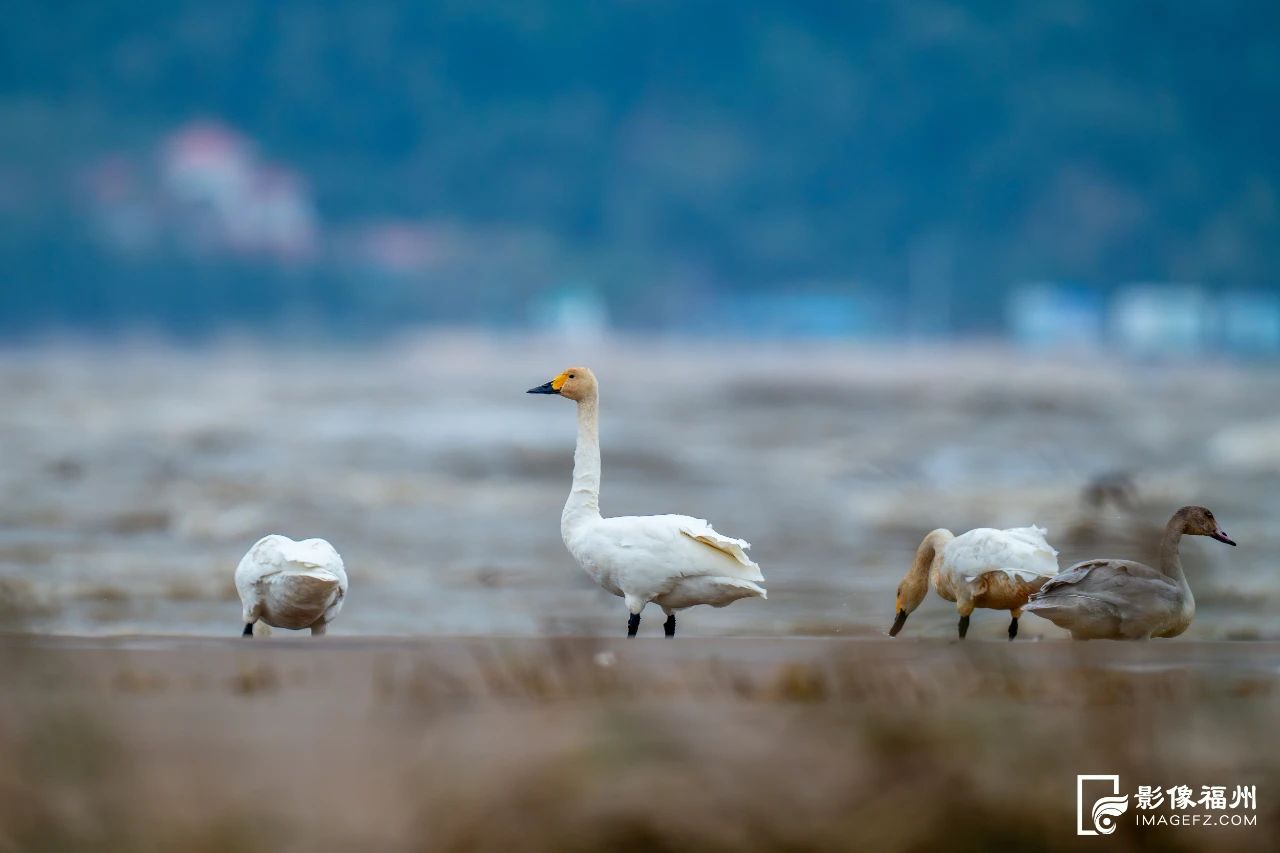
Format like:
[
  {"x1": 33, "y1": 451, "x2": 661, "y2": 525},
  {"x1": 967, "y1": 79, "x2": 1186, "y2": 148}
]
[{"x1": 1023, "y1": 506, "x2": 1234, "y2": 639}]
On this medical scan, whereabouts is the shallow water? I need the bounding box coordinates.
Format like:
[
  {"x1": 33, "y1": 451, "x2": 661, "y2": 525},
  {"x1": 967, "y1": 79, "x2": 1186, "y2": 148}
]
[{"x1": 1, "y1": 335, "x2": 1277, "y2": 639}]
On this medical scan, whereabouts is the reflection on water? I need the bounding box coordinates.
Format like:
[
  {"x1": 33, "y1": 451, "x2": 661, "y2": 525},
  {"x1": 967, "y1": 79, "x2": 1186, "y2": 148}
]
[{"x1": 1, "y1": 335, "x2": 1277, "y2": 639}]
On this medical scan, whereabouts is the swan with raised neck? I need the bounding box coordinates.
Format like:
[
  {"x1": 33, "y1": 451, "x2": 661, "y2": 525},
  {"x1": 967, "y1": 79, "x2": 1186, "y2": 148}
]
[
  {"x1": 528, "y1": 366, "x2": 766, "y2": 637},
  {"x1": 1024, "y1": 505, "x2": 1235, "y2": 640}
]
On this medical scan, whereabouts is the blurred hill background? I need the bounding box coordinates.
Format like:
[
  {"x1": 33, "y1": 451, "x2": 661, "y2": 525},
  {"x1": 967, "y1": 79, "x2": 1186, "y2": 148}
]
[{"x1": 2, "y1": 1, "x2": 1279, "y2": 338}]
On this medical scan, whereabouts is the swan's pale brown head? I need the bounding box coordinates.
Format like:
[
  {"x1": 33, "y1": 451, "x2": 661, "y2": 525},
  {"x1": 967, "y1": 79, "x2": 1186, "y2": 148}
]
[
  {"x1": 1173, "y1": 505, "x2": 1236, "y2": 546},
  {"x1": 890, "y1": 572, "x2": 931, "y2": 636},
  {"x1": 527, "y1": 366, "x2": 597, "y2": 402},
  {"x1": 889, "y1": 529, "x2": 950, "y2": 636}
]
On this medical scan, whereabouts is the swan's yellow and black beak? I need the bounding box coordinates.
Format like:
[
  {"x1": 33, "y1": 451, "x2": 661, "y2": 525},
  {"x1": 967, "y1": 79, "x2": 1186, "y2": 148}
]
[
  {"x1": 888, "y1": 609, "x2": 908, "y2": 636},
  {"x1": 528, "y1": 372, "x2": 568, "y2": 395}
]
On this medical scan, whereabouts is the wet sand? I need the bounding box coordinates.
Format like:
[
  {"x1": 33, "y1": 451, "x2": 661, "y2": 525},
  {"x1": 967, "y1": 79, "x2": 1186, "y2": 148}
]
[{"x1": 3, "y1": 634, "x2": 1278, "y2": 851}]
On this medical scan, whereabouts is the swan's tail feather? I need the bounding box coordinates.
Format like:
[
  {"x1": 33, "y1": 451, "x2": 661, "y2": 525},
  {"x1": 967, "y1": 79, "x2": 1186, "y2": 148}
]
[
  {"x1": 262, "y1": 571, "x2": 341, "y2": 630},
  {"x1": 290, "y1": 569, "x2": 341, "y2": 584},
  {"x1": 709, "y1": 577, "x2": 767, "y2": 605},
  {"x1": 679, "y1": 522, "x2": 764, "y2": 579}
]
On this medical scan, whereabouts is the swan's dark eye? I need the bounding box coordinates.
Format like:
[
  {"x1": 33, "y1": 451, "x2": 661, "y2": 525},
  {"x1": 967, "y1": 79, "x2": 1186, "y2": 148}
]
[{"x1": 568, "y1": 373, "x2": 575, "y2": 378}]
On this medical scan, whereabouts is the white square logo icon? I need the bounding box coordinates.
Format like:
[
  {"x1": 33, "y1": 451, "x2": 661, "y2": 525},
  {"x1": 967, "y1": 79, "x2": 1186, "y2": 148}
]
[{"x1": 1078, "y1": 774, "x2": 1129, "y2": 835}]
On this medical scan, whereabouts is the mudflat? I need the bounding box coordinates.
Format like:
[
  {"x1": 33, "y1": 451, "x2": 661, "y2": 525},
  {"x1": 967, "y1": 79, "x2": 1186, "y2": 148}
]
[
  {"x1": 2, "y1": 339, "x2": 1277, "y2": 641},
  {"x1": 3, "y1": 635, "x2": 1277, "y2": 851}
]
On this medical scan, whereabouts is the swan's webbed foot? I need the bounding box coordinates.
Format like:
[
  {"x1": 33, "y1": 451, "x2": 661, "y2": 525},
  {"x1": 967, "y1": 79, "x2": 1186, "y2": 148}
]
[
  {"x1": 310, "y1": 621, "x2": 327, "y2": 637},
  {"x1": 957, "y1": 614, "x2": 970, "y2": 639},
  {"x1": 242, "y1": 623, "x2": 254, "y2": 637},
  {"x1": 627, "y1": 612, "x2": 640, "y2": 638},
  {"x1": 663, "y1": 613, "x2": 676, "y2": 638},
  {"x1": 1008, "y1": 616, "x2": 1019, "y2": 640}
]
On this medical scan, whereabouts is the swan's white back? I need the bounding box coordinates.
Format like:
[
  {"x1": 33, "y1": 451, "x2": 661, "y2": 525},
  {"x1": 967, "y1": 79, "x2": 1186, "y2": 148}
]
[
  {"x1": 566, "y1": 513, "x2": 766, "y2": 608},
  {"x1": 235, "y1": 534, "x2": 348, "y2": 630},
  {"x1": 943, "y1": 525, "x2": 1059, "y2": 583}
]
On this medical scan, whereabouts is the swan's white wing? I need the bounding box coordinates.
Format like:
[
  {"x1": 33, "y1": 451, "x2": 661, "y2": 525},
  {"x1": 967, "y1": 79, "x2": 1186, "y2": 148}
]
[
  {"x1": 278, "y1": 538, "x2": 346, "y2": 581},
  {"x1": 578, "y1": 515, "x2": 766, "y2": 588},
  {"x1": 675, "y1": 517, "x2": 759, "y2": 571},
  {"x1": 944, "y1": 525, "x2": 1059, "y2": 583},
  {"x1": 235, "y1": 534, "x2": 285, "y2": 617}
]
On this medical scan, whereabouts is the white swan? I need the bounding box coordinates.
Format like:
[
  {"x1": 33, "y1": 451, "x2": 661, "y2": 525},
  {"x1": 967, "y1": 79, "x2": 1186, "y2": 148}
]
[
  {"x1": 1023, "y1": 505, "x2": 1235, "y2": 640},
  {"x1": 889, "y1": 525, "x2": 1059, "y2": 639},
  {"x1": 528, "y1": 366, "x2": 766, "y2": 637},
  {"x1": 235, "y1": 534, "x2": 347, "y2": 637}
]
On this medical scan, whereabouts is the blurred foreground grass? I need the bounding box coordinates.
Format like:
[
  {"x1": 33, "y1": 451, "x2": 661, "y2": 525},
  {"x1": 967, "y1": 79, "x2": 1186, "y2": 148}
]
[{"x1": 1, "y1": 636, "x2": 1277, "y2": 852}]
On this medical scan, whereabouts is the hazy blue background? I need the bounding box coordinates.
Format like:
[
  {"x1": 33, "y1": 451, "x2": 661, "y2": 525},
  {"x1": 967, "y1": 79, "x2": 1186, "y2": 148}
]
[
  {"x1": 2, "y1": 1, "x2": 1279, "y2": 342},
  {"x1": 2, "y1": 3, "x2": 1280, "y2": 641}
]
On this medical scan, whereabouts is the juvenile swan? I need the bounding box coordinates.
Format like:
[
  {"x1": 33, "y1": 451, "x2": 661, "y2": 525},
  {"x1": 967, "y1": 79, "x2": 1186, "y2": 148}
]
[
  {"x1": 529, "y1": 367, "x2": 766, "y2": 637},
  {"x1": 1023, "y1": 505, "x2": 1234, "y2": 640},
  {"x1": 889, "y1": 526, "x2": 1059, "y2": 640},
  {"x1": 235, "y1": 535, "x2": 347, "y2": 637}
]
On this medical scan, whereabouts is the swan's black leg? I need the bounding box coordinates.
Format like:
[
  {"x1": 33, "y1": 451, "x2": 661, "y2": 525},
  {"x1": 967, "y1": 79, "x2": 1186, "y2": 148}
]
[
  {"x1": 663, "y1": 613, "x2": 676, "y2": 637},
  {"x1": 627, "y1": 612, "x2": 640, "y2": 638},
  {"x1": 1008, "y1": 616, "x2": 1019, "y2": 640},
  {"x1": 242, "y1": 622, "x2": 253, "y2": 637},
  {"x1": 957, "y1": 614, "x2": 970, "y2": 639}
]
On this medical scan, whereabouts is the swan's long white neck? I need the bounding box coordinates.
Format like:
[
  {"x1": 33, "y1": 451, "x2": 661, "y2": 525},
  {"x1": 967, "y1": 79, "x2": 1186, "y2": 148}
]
[{"x1": 562, "y1": 395, "x2": 602, "y2": 536}]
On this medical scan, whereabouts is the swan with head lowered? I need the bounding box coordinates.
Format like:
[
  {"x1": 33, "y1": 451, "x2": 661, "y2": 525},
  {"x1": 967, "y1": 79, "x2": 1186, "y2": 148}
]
[
  {"x1": 528, "y1": 367, "x2": 766, "y2": 637},
  {"x1": 889, "y1": 525, "x2": 1060, "y2": 640},
  {"x1": 1023, "y1": 505, "x2": 1235, "y2": 640},
  {"x1": 235, "y1": 535, "x2": 347, "y2": 637}
]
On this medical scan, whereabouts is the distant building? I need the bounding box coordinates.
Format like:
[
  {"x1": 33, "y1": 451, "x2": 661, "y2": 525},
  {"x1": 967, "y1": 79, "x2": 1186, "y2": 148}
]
[
  {"x1": 735, "y1": 291, "x2": 885, "y2": 338},
  {"x1": 157, "y1": 120, "x2": 318, "y2": 260},
  {"x1": 531, "y1": 286, "x2": 610, "y2": 341},
  {"x1": 350, "y1": 221, "x2": 452, "y2": 275},
  {"x1": 82, "y1": 155, "x2": 156, "y2": 253},
  {"x1": 1007, "y1": 281, "x2": 1104, "y2": 350},
  {"x1": 1220, "y1": 291, "x2": 1280, "y2": 355},
  {"x1": 229, "y1": 166, "x2": 318, "y2": 259},
  {"x1": 1110, "y1": 284, "x2": 1212, "y2": 355},
  {"x1": 670, "y1": 288, "x2": 888, "y2": 339},
  {"x1": 160, "y1": 121, "x2": 255, "y2": 211}
]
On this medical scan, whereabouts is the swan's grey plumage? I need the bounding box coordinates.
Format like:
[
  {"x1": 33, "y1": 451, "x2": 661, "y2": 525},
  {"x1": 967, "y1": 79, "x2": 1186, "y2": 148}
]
[{"x1": 1024, "y1": 505, "x2": 1235, "y2": 640}]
